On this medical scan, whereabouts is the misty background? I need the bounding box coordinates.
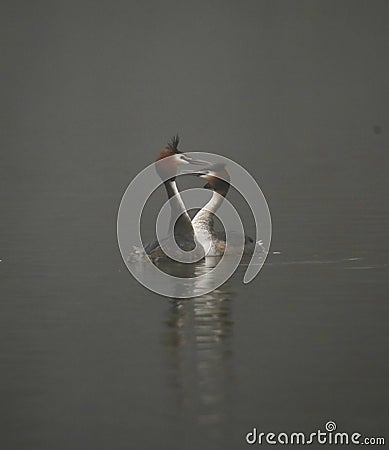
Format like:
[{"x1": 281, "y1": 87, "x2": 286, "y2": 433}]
[{"x1": 1, "y1": 1, "x2": 388, "y2": 449}]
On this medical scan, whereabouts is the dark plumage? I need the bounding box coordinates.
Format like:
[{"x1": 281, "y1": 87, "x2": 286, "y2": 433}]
[{"x1": 167, "y1": 134, "x2": 180, "y2": 153}]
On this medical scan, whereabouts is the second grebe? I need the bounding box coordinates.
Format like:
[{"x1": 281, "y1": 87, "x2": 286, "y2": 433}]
[{"x1": 192, "y1": 164, "x2": 254, "y2": 257}]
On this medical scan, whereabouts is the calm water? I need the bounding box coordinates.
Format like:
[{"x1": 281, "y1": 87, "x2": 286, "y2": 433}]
[
  {"x1": 1, "y1": 175, "x2": 388, "y2": 449},
  {"x1": 1, "y1": 1, "x2": 389, "y2": 448}
]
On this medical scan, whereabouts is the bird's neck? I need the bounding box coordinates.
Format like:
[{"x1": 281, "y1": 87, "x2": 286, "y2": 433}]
[
  {"x1": 164, "y1": 180, "x2": 194, "y2": 238},
  {"x1": 190, "y1": 192, "x2": 223, "y2": 254},
  {"x1": 195, "y1": 191, "x2": 224, "y2": 222}
]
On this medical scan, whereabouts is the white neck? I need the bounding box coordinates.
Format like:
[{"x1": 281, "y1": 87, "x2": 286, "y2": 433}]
[
  {"x1": 164, "y1": 179, "x2": 194, "y2": 237},
  {"x1": 192, "y1": 191, "x2": 224, "y2": 249}
]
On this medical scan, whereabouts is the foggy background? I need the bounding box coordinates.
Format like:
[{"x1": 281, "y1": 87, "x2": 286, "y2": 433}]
[
  {"x1": 1, "y1": 1, "x2": 388, "y2": 449},
  {"x1": 2, "y1": 0, "x2": 388, "y2": 259}
]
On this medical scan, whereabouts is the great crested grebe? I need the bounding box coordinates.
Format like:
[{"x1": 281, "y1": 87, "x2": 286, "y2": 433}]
[
  {"x1": 145, "y1": 135, "x2": 207, "y2": 260},
  {"x1": 191, "y1": 163, "x2": 255, "y2": 257}
]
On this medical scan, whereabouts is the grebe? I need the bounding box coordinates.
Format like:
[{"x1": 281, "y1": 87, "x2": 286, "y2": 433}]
[
  {"x1": 192, "y1": 163, "x2": 255, "y2": 257},
  {"x1": 145, "y1": 135, "x2": 207, "y2": 261}
]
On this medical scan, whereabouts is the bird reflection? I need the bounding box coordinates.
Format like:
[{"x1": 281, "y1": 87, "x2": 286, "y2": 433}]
[{"x1": 162, "y1": 260, "x2": 235, "y2": 439}]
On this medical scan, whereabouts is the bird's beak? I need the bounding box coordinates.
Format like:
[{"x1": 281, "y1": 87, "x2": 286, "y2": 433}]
[
  {"x1": 179, "y1": 154, "x2": 209, "y2": 165},
  {"x1": 179, "y1": 169, "x2": 211, "y2": 179}
]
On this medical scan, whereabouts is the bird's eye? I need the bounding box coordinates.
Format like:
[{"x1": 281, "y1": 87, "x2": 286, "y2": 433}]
[{"x1": 179, "y1": 154, "x2": 191, "y2": 163}]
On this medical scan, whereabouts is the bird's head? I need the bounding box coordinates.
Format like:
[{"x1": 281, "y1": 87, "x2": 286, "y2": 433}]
[
  {"x1": 155, "y1": 135, "x2": 207, "y2": 180},
  {"x1": 198, "y1": 163, "x2": 230, "y2": 197}
]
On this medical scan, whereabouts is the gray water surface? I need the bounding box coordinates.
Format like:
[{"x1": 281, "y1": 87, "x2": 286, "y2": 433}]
[{"x1": 1, "y1": 179, "x2": 387, "y2": 449}]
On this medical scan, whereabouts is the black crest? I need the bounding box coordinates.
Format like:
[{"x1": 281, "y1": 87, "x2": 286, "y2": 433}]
[{"x1": 167, "y1": 134, "x2": 180, "y2": 153}]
